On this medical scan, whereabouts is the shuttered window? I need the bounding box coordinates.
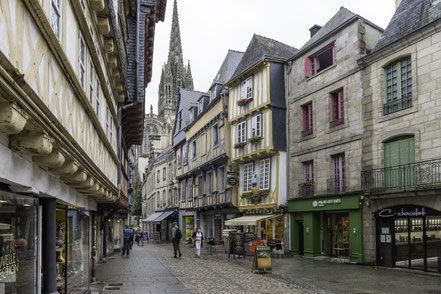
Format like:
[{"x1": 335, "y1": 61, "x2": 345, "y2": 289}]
[{"x1": 384, "y1": 137, "x2": 415, "y2": 189}]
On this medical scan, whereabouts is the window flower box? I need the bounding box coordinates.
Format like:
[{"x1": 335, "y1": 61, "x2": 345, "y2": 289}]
[
  {"x1": 237, "y1": 97, "x2": 253, "y2": 106},
  {"x1": 240, "y1": 192, "x2": 252, "y2": 199},
  {"x1": 258, "y1": 189, "x2": 270, "y2": 197},
  {"x1": 234, "y1": 142, "x2": 247, "y2": 149},
  {"x1": 248, "y1": 136, "x2": 262, "y2": 144}
]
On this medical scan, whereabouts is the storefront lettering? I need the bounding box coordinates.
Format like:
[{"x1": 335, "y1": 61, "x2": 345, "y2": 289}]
[
  {"x1": 378, "y1": 207, "x2": 426, "y2": 218},
  {"x1": 0, "y1": 250, "x2": 18, "y2": 282},
  {"x1": 312, "y1": 199, "x2": 341, "y2": 208}
]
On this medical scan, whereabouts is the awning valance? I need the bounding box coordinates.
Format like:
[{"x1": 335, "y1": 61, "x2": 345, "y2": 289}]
[
  {"x1": 225, "y1": 214, "x2": 280, "y2": 226},
  {"x1": 154, "y1": 210, "x2": 175, "y2": 222},
  {"x1": 142, "y1": 212, "x2": 164, "y2": 223}
]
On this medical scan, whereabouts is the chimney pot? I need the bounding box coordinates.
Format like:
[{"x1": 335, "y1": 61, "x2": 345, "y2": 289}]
[{"x1": 309, "y1": 25, "x2": 322, "y2": 38}]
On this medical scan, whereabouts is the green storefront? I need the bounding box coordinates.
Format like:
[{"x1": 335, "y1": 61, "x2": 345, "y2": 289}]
[{"x1": 288, "y1": 194, "x2": 364, "y2": 263}]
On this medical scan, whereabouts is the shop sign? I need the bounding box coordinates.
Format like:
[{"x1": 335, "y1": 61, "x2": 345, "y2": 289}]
[
  {"x1": 253, "y1": 246, "x2": 272, "y2": 273},
  {"x1": 227, "y1": 177, "x2": 238, "y2": 186},
  {"x1": 312, "y1": 198, "x2": 341, "y2": 208},
  {"x1": 378, "y1": 207, "x2": 426, "y2": 218},
  {"x1": 0, "y1": 249, "x2": 18, "y2": 282}
]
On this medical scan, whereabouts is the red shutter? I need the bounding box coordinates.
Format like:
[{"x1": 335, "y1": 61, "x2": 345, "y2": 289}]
[
  {"x1": 302, "y1": 106, "x2": 307, "y2": 131},
  {"x1": 331, "y1": 95, "x2": 336, "y2": 122},
  {"x1": 309, "y1": 104, "x2": 313, "y2": 130},
  {"x1": 338, "y1": 90, "x2": 344, "y2": 119},
  {"x1": 304, "y1": 57, "x2": 312, "y2": 78}
]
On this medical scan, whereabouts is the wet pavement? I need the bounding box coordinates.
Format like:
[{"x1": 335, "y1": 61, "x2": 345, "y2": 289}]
[{"x1": 95, "y1": 242, "x2": 441, "y2": 294}]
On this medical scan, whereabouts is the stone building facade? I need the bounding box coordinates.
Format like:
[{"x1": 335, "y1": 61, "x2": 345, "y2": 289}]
[
  {"x1": 359, "y1": 0, "x2": 441, "y2": 272},
  {"x1": 286, "y1": 7, "x2": 383, "y2": 263}
]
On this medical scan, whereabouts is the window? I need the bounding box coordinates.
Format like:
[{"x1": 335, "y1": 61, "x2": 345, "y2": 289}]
[
  {"x1": 212, "y1": 124, "x2": 219, "y2": 147},
  {"x1": 163, "y1": 167, "x2": 166, "y2": 181},
  {"x1": 243, "y1": 163, "x2": 254, "y2": 193},
  {"x1": 89, "y1": 60, "x2": 94, "y2": 104},
  {"x1": 330, "y1": 89, "x2": 344, "y2": 127},
  {"x1": 183, "y1": 143, "x2": 188, "y2": 164},
  {"x1": 189, "y1": 107, "x2": 194, "y2": 122},
  {"x1": 109, "y1": 115, "x2": 113, "y2": 143},
  {"x1": 384, "y1": 136, "x2": 415, "y2": 189},
  {"x1": 302, "y1": 103, "x2": 313, "y2": 137},
  {"x1": 96, "y1": 79, "x2": 100, "y2": 119},
  {"x1": 157, "y1": 170, "x2": 160, "y2": 183},
  {"x1": 218, "y1": 166, "x2": 225, "y2": 192},
  {"x1": 240, "y1": 76, "x2": 253, "y2": 100},
  {"x1": 251, "y1": 114, "x2": 262, "y2": 138},
  {"x1": 259, "y1": 159, "x2": 270, "y2": 190},
  {"x1": 177, "y1": 147, "x2": 182, "y2": 168},
  {"x1": 168, "y1": 163, "x2": 172, "y2": 180},
  {"x1": 198, "y1": 99, "x2": 203, "y2": 114},
  {"x1": 303, "y1": 161, "x2": 314, "y2": 183},
  {"x1": 181, "y1": 180, "x2": 186, "y2": 201},
  {"x1": 187, "y1": 178, "x2": 193, "y2": 200},
  {"x1": 191, "y1": 140, "x2": 196, "y2": 160},
  {"x1": 384, "y1": 57, "x2": 412, "y2": 115},
  {"x1": 106, "y1": 106, "x2": 110, "y2": 137},
  {"x1": 206, "y1": 171, "x2": 212, "y2": 195},
  {"x1": 198, "y1": 175, "x2": 204, "y2": 195},
  {"x1": 331, "y1": 153, "x2": 345, "y2": 193},
  {"x1": 237, "y1": 121, "x2": 247, "y2": 143},
  {"x1": 78, "y1": 34, "x2": 86, "y2": 88},
  {"x1": 50, "y1": 0, "x2": 62, "y2": 39},
  {"x1": 304, "y1": 42, "x2": 336, "y2": 77}
]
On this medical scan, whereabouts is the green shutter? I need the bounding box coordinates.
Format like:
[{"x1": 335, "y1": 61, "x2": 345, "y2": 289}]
[{"x1": 384, "y1": 137, "x2": 415, "y2": 191}]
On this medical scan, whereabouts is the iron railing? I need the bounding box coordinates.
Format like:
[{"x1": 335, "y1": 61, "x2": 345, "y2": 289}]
[
  {"x1": 383, "y1": 95, "x2": 412, "y2": 115},
  {"x1": 299, "y1": 181, "x2": 314, "y2": 198},
  {"x1": 361, "y1": 158, "x2": 441, "y2": 193},
  {"x1": 327, "y1": 177, "x2": 346, "y2": 194}
]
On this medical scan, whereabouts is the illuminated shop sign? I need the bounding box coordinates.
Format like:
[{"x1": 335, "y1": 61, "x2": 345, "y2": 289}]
[
  {"x1": 377, "y1": 206, "x2": 430, "y2": 218},
  {"x1": 312, "y1": 199, "x2": 341, "y2": 208}
]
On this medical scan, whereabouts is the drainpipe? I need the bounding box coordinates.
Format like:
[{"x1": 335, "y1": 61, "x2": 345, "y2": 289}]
[{"x1": 285, "y1": 60, "x2": 293, "y2": 251}]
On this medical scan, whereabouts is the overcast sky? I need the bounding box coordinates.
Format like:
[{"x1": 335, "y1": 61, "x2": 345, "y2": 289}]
[{"x1": 145, "y1": 0, "x2": 396, "y2": 114}]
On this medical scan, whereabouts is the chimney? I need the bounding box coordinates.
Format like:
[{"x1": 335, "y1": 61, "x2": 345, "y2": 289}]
[{"x1": 309, "y1": 25, "x2": 322, "y2": 38}]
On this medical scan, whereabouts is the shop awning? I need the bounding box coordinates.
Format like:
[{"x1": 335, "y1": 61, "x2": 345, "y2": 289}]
[
  {"x1": 225, "y1": 215, "x2": 279, "y2": 226},
  {"x1": 141, "y1": 212, "x2": 164, "y2": 223},
  {"x1": 154, "y1": 210, "x2": 175, "y2": 222}
]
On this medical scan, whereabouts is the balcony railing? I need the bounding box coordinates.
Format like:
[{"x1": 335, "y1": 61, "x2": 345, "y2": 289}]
[
  {"x1": 383, "y1": 95, "x2": 412, "y2": 115},
  {"x1": 327, "y1": 176, "x2": 346, "y2": 194},
  {"x1": 299, "y1": 181, "x2": 314, "y2": 198},
  {"x1": 361, "y1": 158, "x2": 441, "y2": 194}
]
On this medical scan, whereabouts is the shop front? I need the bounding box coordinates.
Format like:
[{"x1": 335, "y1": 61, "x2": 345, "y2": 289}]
[
  {"x1": 288, "y1": 195, "x2": 364, "y2": 263},
  {"x1": 200, "y1": 208, "x2": 239, "y2": 244},
  {"x1": 182, "y1": 215, "x2": 194, "y2": 241},
  {"x1": 0, "y1": 191, "x2": 38, "y2": 294},
  {"x1": 376, "y1": 205, "x2": 441, "y2": 272},
  {"x1": 224, "y1": 214, "x2": 286, "y2": 242}
]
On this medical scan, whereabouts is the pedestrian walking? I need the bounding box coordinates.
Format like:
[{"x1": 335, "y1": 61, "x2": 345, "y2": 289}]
[
  {"x1": 122, "y1": 225, "x2": 133, "y2": 257},
  {"x1": 192, "y1": 227, "x2": 203, "y2": 258},
  {"x1": 171, "y1": 222, "x2": 182, "y2": 258},
  {"x1": 136, "y1": 231, "x2": 143, "y2": 246},
  {"x1": 130, "y1": 227, "x2": 135, "y2": 249}
]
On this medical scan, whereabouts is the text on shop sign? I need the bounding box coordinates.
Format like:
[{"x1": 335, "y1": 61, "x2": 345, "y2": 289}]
[
  {"x1": 312, "y1": 199, "x2": 341, "y2": 208},
  {"x1": 378, "y1": 207, "x2": 426, "y2": 218},
  {"x1": 0, "y1": 250, "x2": 18, "y2": 282}
]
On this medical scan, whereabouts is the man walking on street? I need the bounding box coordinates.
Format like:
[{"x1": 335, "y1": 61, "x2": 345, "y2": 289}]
[
  {"x1": 122, "y1": 225, "x2": 133, "y2": 257},
  {"x1": 172, "y1": 222, "x2": 182, "y2": 258}
]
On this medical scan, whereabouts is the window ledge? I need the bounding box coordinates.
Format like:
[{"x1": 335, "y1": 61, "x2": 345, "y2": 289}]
[
  {"x1": 326, "y1": 122, "x2": 348, "y2": 134},
  {"x1": 300, "y1": 133, "x2": 316, "y2": 142},
  {"x1": 306, "y1": 63, "x2": 337, "y2": 81},
  {"x1": 378, "y1": 103, "x2": 418, "y2": 123}
]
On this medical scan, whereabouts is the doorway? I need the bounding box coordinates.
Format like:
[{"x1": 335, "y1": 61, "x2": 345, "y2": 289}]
[
  {"x1": 327, "y1": 214, "x2": 349, "y2": 258},
  {"x1": 297, "y1": 221, "x2": 304, "y2": 255}
]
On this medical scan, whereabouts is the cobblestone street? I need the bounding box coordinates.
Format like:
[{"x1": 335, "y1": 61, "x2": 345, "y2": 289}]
[{"x1": 95, "y1": 242, "x2": 441, "y2": 294}]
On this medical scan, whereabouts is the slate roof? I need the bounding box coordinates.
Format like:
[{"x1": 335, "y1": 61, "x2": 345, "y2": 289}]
[
  {"x1": 374, "y1": 0, "x2": 441, "y2": 51},
  {"x1": 300, "y1": 7, "x2": 356, "y2": 51},
  {"x1": 211, "y1": 50, "x2": 244, "y2": 86},
  {"x1": 289, "y1": 7, "x2": 383, "y2": 61},
  {"x1": 172, "y1": 88, "x2": 206, "y2": 147},
  {"x1": 229, "y1": 34, "x2": 298, "y2": 83}
]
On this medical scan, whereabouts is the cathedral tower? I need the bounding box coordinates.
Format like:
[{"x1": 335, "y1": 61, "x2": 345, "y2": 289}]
[{"x1": 158, "y1": 0, "x2": 193, "y2": 120}]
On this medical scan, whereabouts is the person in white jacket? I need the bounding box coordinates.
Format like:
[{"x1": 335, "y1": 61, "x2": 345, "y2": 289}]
[{"x1": 192, "y1": 227, "x2": 204, "y2": 258}]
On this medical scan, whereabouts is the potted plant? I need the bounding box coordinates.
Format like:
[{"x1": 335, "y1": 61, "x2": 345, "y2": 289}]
[
  {"x1": 248, "y1": 136, "x2": 262, "y2": 144},
  {"x1": 237, "y1": 97, "x2": 253, "y2": 106},
  {"x1": 234, "y1": 142, "x2": 247, "y2": 149}
]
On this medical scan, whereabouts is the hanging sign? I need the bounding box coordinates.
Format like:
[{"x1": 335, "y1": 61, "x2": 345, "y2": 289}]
[{"x1": 227, "y1": 177, "x2": 238, "y2": 186}]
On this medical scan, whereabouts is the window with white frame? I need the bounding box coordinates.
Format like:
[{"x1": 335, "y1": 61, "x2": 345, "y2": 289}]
[
  {"x1": 163, "y1": 167, "x2": 166, "y2": 181},
  {"x1": 212, "y1": 123, "x2": 219, "y2": 147},
  {"x1": 96, "y1": 79, "x2": 100, "y2": 119},
  {"x1": 218, "y1": 166, "x2": 225, "y2": 192},
  {"x1": 259, "y1": 158, "x2": 270, "y2": 190},
  {"x1": 183, "y1": 143, "x2": 188, "y2": 164},
  {"x1": 251, "y1": 114, "x2": 262, "y2": 138},
  {"x1": 187, "y1": 177, "x2": 193, "y2": 201},
  {"x1": 89, "y1": 60, "x2": 94, "y2": 104},
  {"x1": 243, "y1": 163, "x2": 253, "y2": 193},
  {"x1": 237, "y1": 121, "x2": 247, "y2": 143},
  {"x1": 78, "y1": 34, "x2": 86, "y2": 88},
  {"x1": 157, "y1": 170, "x2": 160, "y2": 183},
  {"x1": 177, "y1": 147, "x2": 182, "y2": 168},
  {"x1": 206, "y1": 171, "x2": 212, "y2": 194},
  {"x1": 50, "y1": 0, "x2": 62, "y2": 40},
  {"x1": 106, "y1": 106, "x2": 110, "y2": 137},
  {"x1": 198, "y1": 99, "x2": 203, "y2": 114},
  {"x1": 110, "y1": 115, "x2": 113, "y2": 143},
  {"x1": 192, "y1": 140, "x2": 197, "y2": 160},
  {"x1": 239, "y1": 76, "x2": 253, "y2": 100}
]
